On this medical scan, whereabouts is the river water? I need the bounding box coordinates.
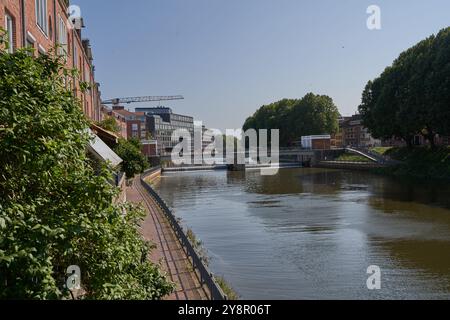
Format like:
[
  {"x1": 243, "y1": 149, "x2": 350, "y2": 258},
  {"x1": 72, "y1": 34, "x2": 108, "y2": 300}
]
[{"x1": 152, "y1": 168, "x2": 450, "y2": 299}]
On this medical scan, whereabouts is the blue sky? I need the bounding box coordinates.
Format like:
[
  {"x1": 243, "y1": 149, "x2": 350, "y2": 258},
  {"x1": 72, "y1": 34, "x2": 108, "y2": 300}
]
[{"x1": 73, "y1": 0, "x2": 450, "y2": 130}]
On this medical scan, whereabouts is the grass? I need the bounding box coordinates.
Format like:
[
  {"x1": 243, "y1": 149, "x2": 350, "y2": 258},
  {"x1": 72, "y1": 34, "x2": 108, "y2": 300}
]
[
  {"x1": 186, "y1": 228, "x2": 210, "y2": 266},
  {"x1": 214, "y1": 275, "x2": 240, "y2": 300},
  {"x1": 376, "y1": 146, "x2": 450, "y2": 181},
  {"x1": 370, "y1": 147, "x2": 393, "y2": 155},
  {"x1": 335, "y1": 153, "x2": 372, "y2": 162}
]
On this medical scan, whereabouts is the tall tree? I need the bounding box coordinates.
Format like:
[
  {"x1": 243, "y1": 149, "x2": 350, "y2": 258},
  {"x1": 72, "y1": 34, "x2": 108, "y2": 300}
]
[
  {"x1": 114, "y1": 138, "x2": 149, "y2": 178},
  {"x1": 243, "y1": 94, "x2": 340, "y2": 146},
  {"x1": 359, "y1": 27, "x2": 450, "y2": 148}
]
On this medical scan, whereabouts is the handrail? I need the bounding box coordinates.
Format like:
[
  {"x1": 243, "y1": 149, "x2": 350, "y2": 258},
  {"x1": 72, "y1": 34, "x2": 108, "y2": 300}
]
[{"x1": 140, "y1": 168, "x2": 227, "y2": 300}]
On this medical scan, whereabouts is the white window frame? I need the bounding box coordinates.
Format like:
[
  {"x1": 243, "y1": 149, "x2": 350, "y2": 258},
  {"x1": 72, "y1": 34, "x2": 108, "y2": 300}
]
[
  {"x1": 58, "y1": 16, "x2": 68, "y2": 58},
  {"x1": 5, "y1": 14, "x2": 14, "y2": 53},
  {"x1": 26, "y1": 32, "x2": 36, "y2": 55},
  {"x1": 35, "y1": 0, "x2": 48, "y2": 35}
]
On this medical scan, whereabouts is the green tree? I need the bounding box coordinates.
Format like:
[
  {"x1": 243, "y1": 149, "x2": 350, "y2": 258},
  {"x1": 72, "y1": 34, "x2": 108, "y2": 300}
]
[
  {"x1": 359, "y1": 27, "x2": 450, "y2": 148},
  {"x1": 0, "y1": 34, "x2": 173, "y2": 299},
  {"x1": 243, "y1": 94, "x2": 340, "y2": 146},
  {"x1": 114, "y1": 138, "x2": 149, "y2": 178},
  {"x1": 96, "y1": 116, "x2": 120, "y2": 133}
]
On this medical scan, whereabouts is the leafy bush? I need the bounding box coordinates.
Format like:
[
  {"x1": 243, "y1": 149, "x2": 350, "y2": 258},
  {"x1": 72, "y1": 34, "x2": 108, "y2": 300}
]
[
  {"x1": 380, "y1": 147, "x2": 450, "y2": 181},
  {"x1": 96, "y1": 116, "x2": 121, "y2": 133},
  {"x1": 0, "y1": 37, "x2": 173, "y2": 299},
  {"x1": 114, "y1": 138, "x2": 149, "y2": 178}
]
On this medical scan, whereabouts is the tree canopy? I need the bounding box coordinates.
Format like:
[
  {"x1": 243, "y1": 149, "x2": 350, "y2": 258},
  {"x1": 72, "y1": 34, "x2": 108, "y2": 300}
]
[
  {"x1": 243, "y1": 93, "x2": 340, "y2": 146},
  {"x1": 0, "y1": 36, "x2": 172, "y2": 299},
  {"x1": 358, "y1": 27, "x2": 450, "y2": 147}
]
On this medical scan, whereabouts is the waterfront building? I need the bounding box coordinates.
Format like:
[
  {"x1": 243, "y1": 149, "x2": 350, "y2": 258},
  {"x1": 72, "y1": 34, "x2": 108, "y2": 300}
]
[
  {"x1": 141, "y1": 140, "x2": 158, "y2": 159},
  {"x1": 0, "y1": 0, "x2": 103, "y2": 122},
  {"x1": 136, "y1": 107, "x2": 194, "y2": 156},
  {"x1": 301, "y1": 135, "x2": 332, "y2": 150},
  {"x1": 341, "y1": 114, "x2": 382, "y2": 148},
  {"x1": 110, "y1": 106, "x2": 148, "y2": 140}
]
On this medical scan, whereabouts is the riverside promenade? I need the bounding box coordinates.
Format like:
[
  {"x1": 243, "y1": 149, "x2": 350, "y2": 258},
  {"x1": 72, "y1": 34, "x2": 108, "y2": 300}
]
[{"x1": 126, "y1": 176, "x2": 209, "y2": 300}]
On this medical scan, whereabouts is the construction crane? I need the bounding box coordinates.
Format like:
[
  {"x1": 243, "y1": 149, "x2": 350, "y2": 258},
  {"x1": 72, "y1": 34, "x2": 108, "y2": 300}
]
[{"x1": 102, "y1": 95, "x2": 184, "y2": 108}]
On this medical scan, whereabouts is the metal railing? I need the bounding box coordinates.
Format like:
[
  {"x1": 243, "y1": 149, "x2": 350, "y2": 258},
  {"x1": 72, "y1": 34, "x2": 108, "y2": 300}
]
[{"x1": 141, "y1": 168, "x2": 228, "y2": 300}]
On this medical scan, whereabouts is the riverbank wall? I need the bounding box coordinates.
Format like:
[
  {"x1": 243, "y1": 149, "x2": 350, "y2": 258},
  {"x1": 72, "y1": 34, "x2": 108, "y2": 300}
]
[
  {"x1": 316, "y1": 161, "x2": 387, "y2": 170},
  {"x1": 141, "y1": 168, "x2": 228, "y2": 300}
]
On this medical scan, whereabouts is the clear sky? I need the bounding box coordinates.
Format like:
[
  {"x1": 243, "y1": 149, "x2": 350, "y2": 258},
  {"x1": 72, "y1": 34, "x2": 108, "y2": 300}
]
[{"x1": 73, "y1": 0, "x2": 450, "y2": 130}]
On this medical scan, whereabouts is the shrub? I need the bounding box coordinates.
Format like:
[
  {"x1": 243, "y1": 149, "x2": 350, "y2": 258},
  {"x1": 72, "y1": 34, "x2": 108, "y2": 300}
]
[{"x1": 0, "y1": 35, "x2": 173, "y2": 299}]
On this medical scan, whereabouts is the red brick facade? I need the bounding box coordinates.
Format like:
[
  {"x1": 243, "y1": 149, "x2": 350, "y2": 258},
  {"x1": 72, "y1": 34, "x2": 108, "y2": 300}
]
[{"x1": 0, "y1": 0, "x2": 102, "y2": 122}]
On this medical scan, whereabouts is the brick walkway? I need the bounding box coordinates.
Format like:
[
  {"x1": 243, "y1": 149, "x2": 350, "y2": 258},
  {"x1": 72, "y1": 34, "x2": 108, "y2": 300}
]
[{"x1": 126, "y1": 176, "x2": 209, "y2": 300}]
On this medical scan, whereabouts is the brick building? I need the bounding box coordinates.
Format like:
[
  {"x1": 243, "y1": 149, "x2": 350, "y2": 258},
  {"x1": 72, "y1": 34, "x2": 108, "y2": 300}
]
[
  {"x1": 341, "y1": 114, "x2": 381, "y2": 148},
  {"x1": 0, "y1": 0, "x2": 103, "y2": 122},
  {"x1": 109, "y1": 106, "x2": 149, "y2": 141}
]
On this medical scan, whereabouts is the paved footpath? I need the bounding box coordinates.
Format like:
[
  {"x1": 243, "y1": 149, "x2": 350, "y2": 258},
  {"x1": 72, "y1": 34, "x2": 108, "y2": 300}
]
[{"x1": 126, "y1": 176, "x2": 209, "y2": 300}]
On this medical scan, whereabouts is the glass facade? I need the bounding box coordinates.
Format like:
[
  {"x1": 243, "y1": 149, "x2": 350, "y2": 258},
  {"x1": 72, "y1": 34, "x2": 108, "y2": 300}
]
[{"x1": 137, "y1": 107, "x2": 194, "y2": 156}]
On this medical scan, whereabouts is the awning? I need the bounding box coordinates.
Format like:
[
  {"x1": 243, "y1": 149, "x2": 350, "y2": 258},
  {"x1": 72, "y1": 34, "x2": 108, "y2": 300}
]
[
  {"x1": 90, "y1": 123, "x2": 120, "y2": 147},
  {"x1": 87, "y1": 130, "x2": 123, "y2": 167}
]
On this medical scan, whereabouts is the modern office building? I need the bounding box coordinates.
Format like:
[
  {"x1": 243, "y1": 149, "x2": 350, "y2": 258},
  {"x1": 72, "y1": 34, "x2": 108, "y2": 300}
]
[{"x1": 136, "y1": 107, "x2": 194, "y2": 156}]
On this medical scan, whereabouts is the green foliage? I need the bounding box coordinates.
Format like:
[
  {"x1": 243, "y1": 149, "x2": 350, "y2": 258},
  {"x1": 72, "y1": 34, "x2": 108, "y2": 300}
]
[
  {"x1": 378, "y1": 147, "x2": 450, "y2": 181},
  {"x1": 243, "y1": 93, "x2": 340, "y2": 146},
  {"x1": 335, "y1": 154, "x2": 372, "y2": 163},
  {"x1": 96, "y1": 116, "x2": 120, "y2": 133},
  {"x1": 359, "y1": 27, "x2": 450, "y2": 146},
  {"x1": 0, "y1": 45, "x2": 173, "y2": 299},
  {"x1": 114, "y1": 138, "x2": 149, "y2": 178},
  {"x1": 370, "y1": 147, "x2": 393, "y2": 156},
  {"x1": 214, "y1": 276, "x2": 239, "y2": 300}
]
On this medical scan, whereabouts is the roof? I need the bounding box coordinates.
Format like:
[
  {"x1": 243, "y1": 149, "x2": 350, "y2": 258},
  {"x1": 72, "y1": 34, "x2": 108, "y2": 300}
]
[
  {"x1": 90, "y1": 123, "x2": 120, "y2": 146},
  {"x1": 113, "y1": 109, "x2": 136, "y2": 117},
  {"x1": 87, "y1": 130, "x2": 123, "y2": 167}
]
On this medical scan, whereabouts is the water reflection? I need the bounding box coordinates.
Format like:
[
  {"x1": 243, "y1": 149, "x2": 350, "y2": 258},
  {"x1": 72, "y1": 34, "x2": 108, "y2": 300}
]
[{"x1": 153, "y1": 168, "x2": 450, "y2": 299}]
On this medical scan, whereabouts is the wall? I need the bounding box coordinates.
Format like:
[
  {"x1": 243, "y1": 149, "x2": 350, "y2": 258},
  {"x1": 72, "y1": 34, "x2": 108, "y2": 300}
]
[{"x1": 0, "y1": 0, "x2": 102, "y2": 122}]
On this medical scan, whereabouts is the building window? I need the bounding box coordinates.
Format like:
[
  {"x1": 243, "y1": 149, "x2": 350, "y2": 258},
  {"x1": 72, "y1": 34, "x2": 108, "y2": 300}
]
[
  {"x1": 58, "y1": 16, "x2": 68, "y2": 58},
  {"x1": 5, "y1": 14, "x2": 15, "y2": 53},
  {"x1": 35, "y1": 0, "x2": 48, "y2": 35},
  {"x1": 73, "y1": 45, "x2": 78, "y2": 68}
]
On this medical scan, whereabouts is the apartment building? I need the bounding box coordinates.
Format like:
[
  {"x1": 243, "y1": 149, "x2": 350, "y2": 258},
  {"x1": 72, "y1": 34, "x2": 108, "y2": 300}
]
[
  {"x1": 341, "y1": 114, "x2": 382, "y2": 148},
  {"x1": 0, "y1": 0, "x2": 102, "y2": 122},
  {"x1": 110, "y1": 106, "x2": 148, "y2": 140}
]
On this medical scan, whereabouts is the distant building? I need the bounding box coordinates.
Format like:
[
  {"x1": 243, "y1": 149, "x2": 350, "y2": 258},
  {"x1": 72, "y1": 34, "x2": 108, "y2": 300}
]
[
  {"x1": 301, "y1": 135, "x2": 331, "y2": 150},
  {"x1": 383, "y1": 134, "x2": 450, "y2": 147},
  {"x1": 331, "y1": 117, "x2": 346, "y2": 148},
  {"x1": 141, "y1": 140, "x2": 158, "y2": 158},
  {"x1": 341, "y1": 114, "x2": 381, "y2": 148},
  {"x1": 136, "y1": 107, "x2": 194, "y2": 156},
  {"x1": 110, "y1": 106, "x2": 148, "y2": 140}
]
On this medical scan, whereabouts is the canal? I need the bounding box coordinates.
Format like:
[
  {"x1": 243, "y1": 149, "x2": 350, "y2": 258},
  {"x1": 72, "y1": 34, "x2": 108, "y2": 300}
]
[{"x1": 152, "y1": 168, "x2": 450, "y2": 299}]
